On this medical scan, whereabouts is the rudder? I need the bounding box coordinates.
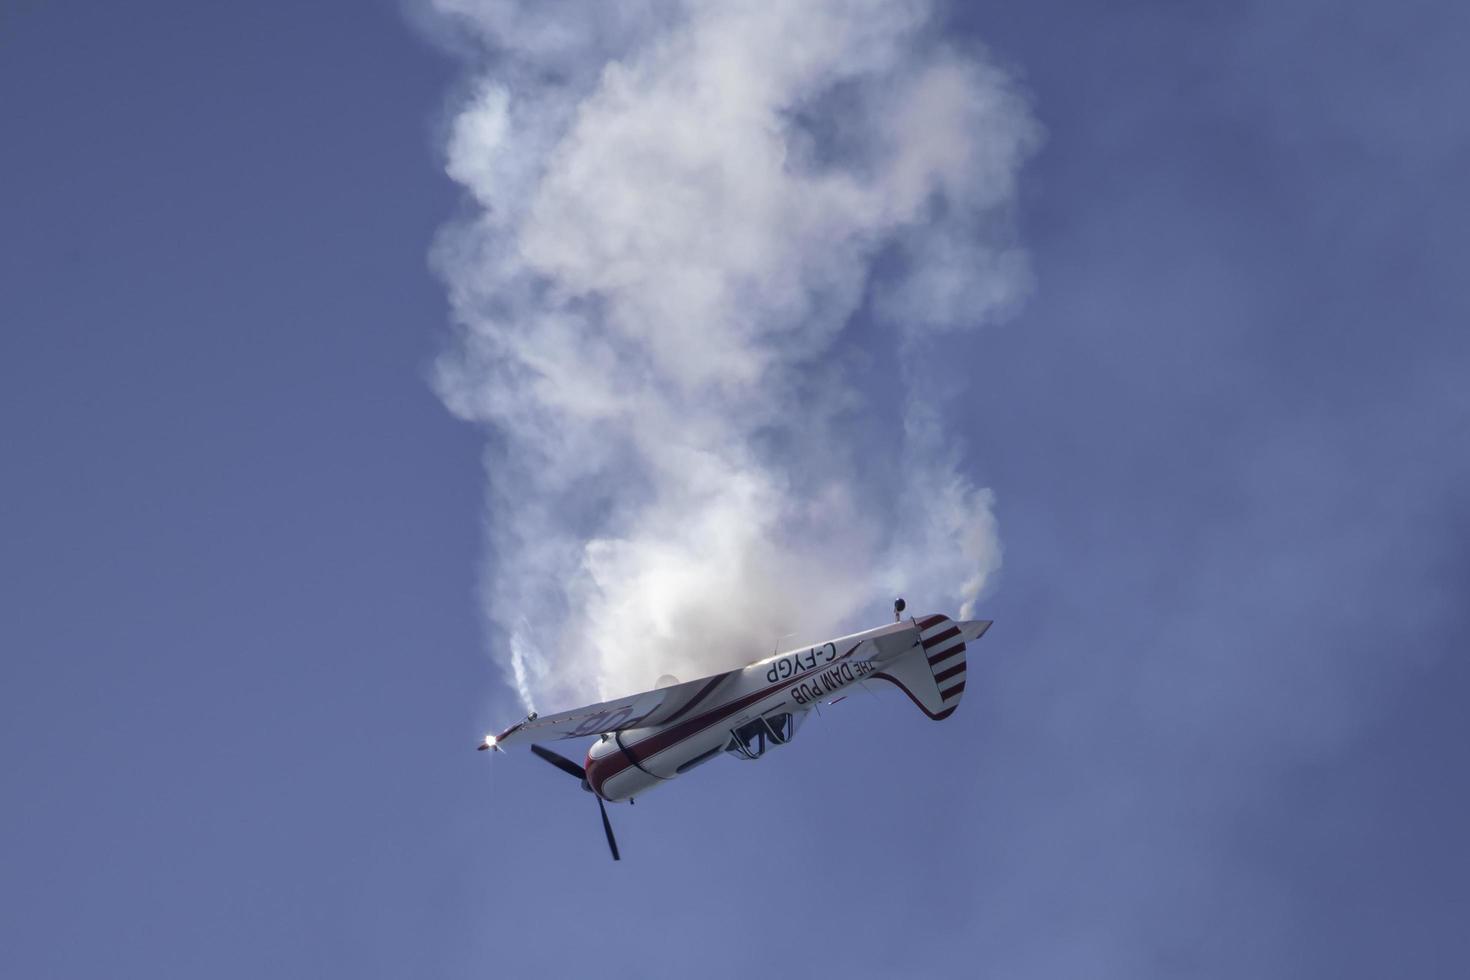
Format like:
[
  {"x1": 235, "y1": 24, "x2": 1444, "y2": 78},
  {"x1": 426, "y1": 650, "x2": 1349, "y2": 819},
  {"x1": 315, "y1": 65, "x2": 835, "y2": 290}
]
[{"x1": 871, "y1": 614, "x2": 989, "y2": 720}]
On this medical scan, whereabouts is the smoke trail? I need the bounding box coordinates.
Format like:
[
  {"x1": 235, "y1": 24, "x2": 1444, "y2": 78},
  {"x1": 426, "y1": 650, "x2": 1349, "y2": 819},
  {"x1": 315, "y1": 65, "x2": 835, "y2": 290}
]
[{"x1": 428, "y1": 0, "x2": 1039, "y2": 711}]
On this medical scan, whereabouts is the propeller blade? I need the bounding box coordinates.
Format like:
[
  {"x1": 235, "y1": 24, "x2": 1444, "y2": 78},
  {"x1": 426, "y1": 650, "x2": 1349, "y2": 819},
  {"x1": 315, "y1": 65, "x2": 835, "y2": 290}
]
[
  {"x1": 529, "y1": 743, "x2": 621, "y2": 860},
  {"x1": 597, "y1": 796, "x2": 621, "y2": 861},
  {"x1": 530, "y1": 744, "x2": 587, "y2": 780}
]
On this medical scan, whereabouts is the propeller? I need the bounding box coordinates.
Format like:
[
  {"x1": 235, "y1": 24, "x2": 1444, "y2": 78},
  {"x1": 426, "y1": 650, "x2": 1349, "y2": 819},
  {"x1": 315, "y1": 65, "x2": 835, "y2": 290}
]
[
  {"x1": 530, "y1": 743, "x2": 587, "y2": 780},
  {"x1": 597, "y1": 797, "x2": 621, "y2": 862},
  {"x1": 529, "y1": 743, "x2": 622, "y2": 861}
]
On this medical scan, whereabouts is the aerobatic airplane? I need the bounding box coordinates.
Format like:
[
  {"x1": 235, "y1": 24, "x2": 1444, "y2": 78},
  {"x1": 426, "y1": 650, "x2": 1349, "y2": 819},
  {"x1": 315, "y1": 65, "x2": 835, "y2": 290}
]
[{"x1": 478, "y1": 599, "x2": 991, "y2": 859}]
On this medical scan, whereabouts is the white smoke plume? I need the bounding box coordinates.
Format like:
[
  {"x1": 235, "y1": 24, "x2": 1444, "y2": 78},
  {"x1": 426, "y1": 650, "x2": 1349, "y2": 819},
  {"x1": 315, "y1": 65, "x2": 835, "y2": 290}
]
[{"x1": 427, "y1": 0, "x2": 1039, "y2": 711}]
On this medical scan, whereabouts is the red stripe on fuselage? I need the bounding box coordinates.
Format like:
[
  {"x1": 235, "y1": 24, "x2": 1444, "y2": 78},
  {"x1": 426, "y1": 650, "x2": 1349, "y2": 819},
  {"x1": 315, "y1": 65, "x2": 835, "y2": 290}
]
[
  {"x1": 657, "y1": 674, "x2": 725, "y2": 726},
  {"x1": 586, "y1": 641, "x2": 864, "y2": 799}
]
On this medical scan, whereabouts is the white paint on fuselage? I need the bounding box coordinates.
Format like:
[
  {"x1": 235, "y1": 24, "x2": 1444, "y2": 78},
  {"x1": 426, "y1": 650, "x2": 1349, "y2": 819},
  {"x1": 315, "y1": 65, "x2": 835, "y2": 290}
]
[{"x1": 588, "y1": 619, "x2": 923, "y2": 801}]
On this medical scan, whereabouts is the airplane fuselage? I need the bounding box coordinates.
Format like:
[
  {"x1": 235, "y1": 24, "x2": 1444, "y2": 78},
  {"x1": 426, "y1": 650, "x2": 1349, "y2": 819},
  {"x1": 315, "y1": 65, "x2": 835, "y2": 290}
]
[
  {"x1": 483, "y1": 609, "x2": 987, "y2": 860},
  {"x1": 584, "y1": 619, "x2": 920, "y2": 801}
]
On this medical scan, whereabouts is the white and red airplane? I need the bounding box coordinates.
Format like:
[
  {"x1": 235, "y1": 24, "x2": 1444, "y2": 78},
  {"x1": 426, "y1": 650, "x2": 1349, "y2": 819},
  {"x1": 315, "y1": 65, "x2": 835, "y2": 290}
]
[{"x1": 478, "y1": 599, "x2": 991, "y2": 859}]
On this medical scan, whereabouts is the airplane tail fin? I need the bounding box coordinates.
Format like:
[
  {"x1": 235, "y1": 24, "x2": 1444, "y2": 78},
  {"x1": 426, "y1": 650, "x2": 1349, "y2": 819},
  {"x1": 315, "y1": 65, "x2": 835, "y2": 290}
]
[{"x1": 871, "y1": 615, "x2": 990, "y2": 720}]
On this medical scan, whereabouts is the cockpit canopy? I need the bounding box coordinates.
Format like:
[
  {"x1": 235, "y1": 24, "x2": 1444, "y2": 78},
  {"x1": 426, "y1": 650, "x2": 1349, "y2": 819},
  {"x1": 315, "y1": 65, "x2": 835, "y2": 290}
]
[{"x1": 725, "y1": 712, "x2": 802, "y2": 760}]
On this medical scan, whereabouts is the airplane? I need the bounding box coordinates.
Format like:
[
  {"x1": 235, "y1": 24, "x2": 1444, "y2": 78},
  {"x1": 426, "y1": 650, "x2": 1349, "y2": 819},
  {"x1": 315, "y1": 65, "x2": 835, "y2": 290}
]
[{"x1": 477, "y1": 598, "x2": 991, "y2": 860}]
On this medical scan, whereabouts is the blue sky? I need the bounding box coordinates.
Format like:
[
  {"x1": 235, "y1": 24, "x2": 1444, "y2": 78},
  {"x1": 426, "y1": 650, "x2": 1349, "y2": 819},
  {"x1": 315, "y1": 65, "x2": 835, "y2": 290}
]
[{"x1": 3, "y1": 2, "x2": 1467, "y2": 978}]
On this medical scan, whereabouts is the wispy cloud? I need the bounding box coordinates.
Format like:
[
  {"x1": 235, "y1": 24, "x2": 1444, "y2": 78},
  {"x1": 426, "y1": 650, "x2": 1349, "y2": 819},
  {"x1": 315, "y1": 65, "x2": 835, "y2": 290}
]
[{"x1": 428, "y1": 0, "x2": 1038, "y2": 710}]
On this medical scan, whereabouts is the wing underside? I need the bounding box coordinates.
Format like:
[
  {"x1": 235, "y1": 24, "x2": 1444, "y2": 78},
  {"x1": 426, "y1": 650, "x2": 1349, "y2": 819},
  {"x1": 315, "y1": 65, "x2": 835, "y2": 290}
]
[{"x1": 488, "y1": 669, "x2": 736, "y2": 750}]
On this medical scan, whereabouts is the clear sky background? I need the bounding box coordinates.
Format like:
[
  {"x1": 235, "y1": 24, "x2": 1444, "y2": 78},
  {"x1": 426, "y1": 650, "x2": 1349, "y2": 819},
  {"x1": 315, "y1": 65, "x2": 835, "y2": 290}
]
[{"x1": 3, "y1": 2, "x2": 1467, "y2": 978}]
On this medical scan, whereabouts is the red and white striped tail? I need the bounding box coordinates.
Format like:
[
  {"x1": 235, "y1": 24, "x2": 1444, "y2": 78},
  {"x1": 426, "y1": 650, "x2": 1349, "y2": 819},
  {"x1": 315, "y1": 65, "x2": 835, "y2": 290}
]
[{"x1": 871, "y1": 614, "x2": 990, "y2": 721}]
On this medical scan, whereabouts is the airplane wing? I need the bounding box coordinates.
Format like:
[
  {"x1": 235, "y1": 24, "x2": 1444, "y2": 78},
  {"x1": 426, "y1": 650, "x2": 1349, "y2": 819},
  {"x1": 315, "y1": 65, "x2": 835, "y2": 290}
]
[{"x1": 483, "y1": 667, "x2": 741, "y2": 751}]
